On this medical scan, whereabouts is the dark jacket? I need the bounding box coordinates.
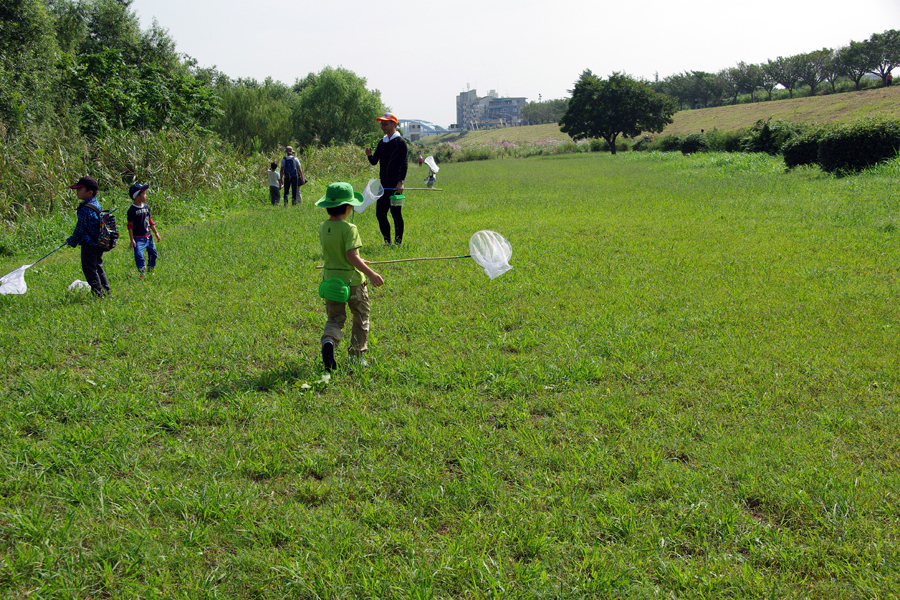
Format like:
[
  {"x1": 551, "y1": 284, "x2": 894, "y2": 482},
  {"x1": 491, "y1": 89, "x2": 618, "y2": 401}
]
[
  {"x1": 367, "y1": 134, "x2": 409, "y2": 189},
  {"x1": 67, "y1": 197, "x2": 101, "y2": 247}
]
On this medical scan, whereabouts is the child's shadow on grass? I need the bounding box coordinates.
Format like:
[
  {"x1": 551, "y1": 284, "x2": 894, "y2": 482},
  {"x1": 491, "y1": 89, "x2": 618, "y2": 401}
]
[{"x1": 205, "y1": 363, "x2": 328, "y2": 398}]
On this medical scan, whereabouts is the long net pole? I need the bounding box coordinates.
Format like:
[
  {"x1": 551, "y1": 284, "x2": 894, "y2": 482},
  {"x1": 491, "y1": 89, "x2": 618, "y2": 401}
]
[{"x1": 316, "y1": 255, "x2": 470, "y2": 269}]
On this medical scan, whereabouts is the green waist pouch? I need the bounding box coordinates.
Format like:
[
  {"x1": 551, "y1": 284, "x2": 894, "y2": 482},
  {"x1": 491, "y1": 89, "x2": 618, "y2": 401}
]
[{"x1": 318, "y1": 277, "x2": 350, "y2": 302}]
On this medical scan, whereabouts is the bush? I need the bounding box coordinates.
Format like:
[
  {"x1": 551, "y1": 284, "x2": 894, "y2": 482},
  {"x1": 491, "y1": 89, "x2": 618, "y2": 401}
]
[
  {"x1": 680, "y1": 133, "x2": 709, "y2": 154},
  {"x1": 782, "y1": 124, "x2": 836, "y2": 169},
  {"x1": 657, "y1": 135, "x2": 682, "y2": 152},
  {"x1": 817, "y1": 117, "x2": 900, "y2": 173},
  {"x1": 705, "y1": 128, "x2": 747, "y2": 153},
  {"x1": 742, "y1": 119, "x2": 806, "y2": 155}
]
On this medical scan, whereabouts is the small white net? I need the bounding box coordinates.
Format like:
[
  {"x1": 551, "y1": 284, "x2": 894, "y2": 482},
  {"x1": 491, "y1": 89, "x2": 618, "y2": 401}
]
[
  {"x1": 424, "y1": 156, "x2": 440, "y2": 173},
  {"x1": 0, "y1": 264, "x2": 31, "y2": 295},
  {"x1": 469, "y1": 230, "x2": 512, "y2": 279},
  {"x1": 354, "y1": 179, "x2": 384, "y2": 213},
  {"x1": 68, "y1": 280, "x2": 91, "y2": 291}
]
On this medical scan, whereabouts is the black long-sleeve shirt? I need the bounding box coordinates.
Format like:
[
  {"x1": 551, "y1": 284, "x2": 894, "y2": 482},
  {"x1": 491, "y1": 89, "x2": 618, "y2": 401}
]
[{"x1": 367, "y1": 134, "x2": 408, "y2": 189}]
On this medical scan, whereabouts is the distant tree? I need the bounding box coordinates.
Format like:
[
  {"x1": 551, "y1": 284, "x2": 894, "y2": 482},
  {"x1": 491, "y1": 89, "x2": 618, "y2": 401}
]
[
  {"x1": 0, "y1": 0, "x2": 60, "y2": 133},
  {"x1": 821, "y1": 50, "x2": 843, "y2": 92},
  {"x1": 765, "y1": 56, "x2": 801, "y2": 98},
  {"x1": 720, "y1": 67, "x2": 743, "y2": 104},
  {"x1": 214, "y1": 78, "x2": 294, "y2": 151},
  {"x1": 758, "y1": 63, "x2": 778, "y2": 100},
  {"x1": 795, "y1": 49, "x2": 831, "y2": 96},
  {"x1": 521, "y1": 98, "x2": 568, "y2": 124},
  {"x1": 559, "y1": 70, "x2": 675, "y2": 155},
  {"x1": 292, "y1": 67, "x2": 386, "y2": 147},
  {"x1": 836, "y1": 41, "x2": 875, "y2": 90},
  {"x1": 734, "y1": 62, "x2": 764, "y2": 102},
  {"x1": 867, "y1": 29, "x2": 900, "y2": 85}
]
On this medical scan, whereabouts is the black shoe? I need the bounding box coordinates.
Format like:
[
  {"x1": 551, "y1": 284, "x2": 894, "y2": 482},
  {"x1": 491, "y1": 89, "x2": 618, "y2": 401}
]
[
  {"x1": 394, "y1": 238, "x2": 402, "y2": 246},
  {"x1": 321, "y1": 339, "x2": 337, "y2": 372}
]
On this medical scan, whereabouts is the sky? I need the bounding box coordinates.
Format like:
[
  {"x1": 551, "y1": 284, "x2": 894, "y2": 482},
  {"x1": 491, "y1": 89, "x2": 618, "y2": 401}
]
[{"x1": 130, "y1": 0, "x2": 900, "y2": 127}]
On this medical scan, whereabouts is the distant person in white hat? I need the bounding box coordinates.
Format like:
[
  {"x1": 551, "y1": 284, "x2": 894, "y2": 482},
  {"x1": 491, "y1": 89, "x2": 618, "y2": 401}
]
[{"x1": 365, "y1": 113, "x2": 408, "y2": 245}]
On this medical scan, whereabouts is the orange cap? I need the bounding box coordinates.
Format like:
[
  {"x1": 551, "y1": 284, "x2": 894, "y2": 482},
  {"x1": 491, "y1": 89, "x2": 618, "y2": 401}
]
[{"x1": 376, "y1": 112, "x2": 398, "y2": 124}]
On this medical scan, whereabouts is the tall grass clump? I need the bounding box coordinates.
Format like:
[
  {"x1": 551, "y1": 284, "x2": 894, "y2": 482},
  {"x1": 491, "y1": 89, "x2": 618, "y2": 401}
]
[{"x1": 0, "y1": 129, "x2": 260, "y2": 222}]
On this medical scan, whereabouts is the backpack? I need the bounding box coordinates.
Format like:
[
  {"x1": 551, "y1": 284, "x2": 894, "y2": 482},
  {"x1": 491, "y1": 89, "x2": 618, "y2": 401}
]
[
  {"x1": 81, "y1": 202, "x2": 119, "y2": 251},
  {"x1": 282, "y1": 156, "x2": 297, "y2": 178}
]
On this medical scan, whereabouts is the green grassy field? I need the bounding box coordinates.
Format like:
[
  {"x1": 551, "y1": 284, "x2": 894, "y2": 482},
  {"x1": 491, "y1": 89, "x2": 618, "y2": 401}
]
[{"x1": 1, "y1": 153, "x2": 899, "y2": 598}]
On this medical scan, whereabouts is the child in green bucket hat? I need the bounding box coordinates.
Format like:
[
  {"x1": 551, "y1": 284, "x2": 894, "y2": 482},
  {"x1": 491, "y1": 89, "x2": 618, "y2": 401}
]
[{"x1": 316, "y1": 182, "x2": 384, "y2": 371}]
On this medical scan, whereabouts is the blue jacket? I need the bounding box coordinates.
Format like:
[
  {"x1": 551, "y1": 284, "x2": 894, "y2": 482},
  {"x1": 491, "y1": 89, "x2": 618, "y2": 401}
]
[{"x1": 67, "y1": 197, "x2": 101, "y2": 247}]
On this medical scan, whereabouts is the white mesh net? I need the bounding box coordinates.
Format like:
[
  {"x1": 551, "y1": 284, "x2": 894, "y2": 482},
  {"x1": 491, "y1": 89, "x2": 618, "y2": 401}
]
[
  {"x1": 469, "y1": 230, "x2": 513, "y2": 279},
  {"x1": 354, "y1": 179, "x2": 384, "y2": 213},
  {"x1": 424, "y1": 156, "x2": 440, "y2": 173},
  {"x1": 68, "y1": 280, "x2": 91, "y2": 291},
  {"x1": 0, "y1": 265, "x2": 31, "y2": 295}
]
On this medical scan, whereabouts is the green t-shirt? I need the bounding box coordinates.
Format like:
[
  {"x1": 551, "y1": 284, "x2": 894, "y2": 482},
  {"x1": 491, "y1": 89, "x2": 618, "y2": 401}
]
[{"x1": 319, "y1": 219, "x2": 365, "y2": 286}]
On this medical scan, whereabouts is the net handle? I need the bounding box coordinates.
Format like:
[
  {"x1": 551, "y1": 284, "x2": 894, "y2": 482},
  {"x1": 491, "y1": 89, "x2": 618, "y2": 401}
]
[{"x1": 316, "y1": 255, "x2": 470, "y2": 269}]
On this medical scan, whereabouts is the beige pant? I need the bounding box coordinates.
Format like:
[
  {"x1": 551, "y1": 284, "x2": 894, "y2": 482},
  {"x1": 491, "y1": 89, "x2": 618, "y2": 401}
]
[{"x1": 321, "y1": 283, "x2": 370, "y2": 356}]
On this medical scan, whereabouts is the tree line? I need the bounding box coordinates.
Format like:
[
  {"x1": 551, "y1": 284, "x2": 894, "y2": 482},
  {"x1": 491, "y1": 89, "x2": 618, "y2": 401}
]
[
  {"x1": 652, "y1": 29, "x2": 900, "y2": 110},
  {"x1": 1, "y1": 0, "x2": 386, "y2": 149}
]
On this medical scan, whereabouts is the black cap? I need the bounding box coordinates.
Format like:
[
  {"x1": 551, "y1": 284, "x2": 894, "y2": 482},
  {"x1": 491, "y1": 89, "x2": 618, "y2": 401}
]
[{"x1": 69, "y1": 176, "x2": 99, "y2": 193}]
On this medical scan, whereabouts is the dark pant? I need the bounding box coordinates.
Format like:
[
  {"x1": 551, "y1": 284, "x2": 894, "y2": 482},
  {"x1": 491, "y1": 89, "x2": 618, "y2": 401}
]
[
  {"x1": 375, "y1": 193, "x2": 404, "y2": 244},
  {"x1": 283, "y1": 175, "x2": 300, "y2": 205},
  {"x1": 269, "y1": 185, "x2": 280, "y2": 205},
  {"x1": 81, "y1": 244, "x2": 110, "y2": 297}
]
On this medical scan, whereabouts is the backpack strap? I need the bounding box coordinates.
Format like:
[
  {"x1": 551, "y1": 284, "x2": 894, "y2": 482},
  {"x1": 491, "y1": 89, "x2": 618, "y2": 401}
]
[{"x1": 78, "y1": 201, "x2": 101, "y2": 215}]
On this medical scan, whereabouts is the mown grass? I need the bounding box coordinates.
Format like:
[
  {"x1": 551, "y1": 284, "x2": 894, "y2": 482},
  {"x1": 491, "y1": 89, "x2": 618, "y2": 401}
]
[
  {"x1": 1, "y1": 152, "x2": 899, "y2": 598},
  {"x1": 423, "y1": 86, "x2": 900, "y2": 147}
]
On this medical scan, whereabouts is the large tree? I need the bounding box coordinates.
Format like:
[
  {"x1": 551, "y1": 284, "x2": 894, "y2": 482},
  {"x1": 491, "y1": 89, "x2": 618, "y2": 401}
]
[
  {"x1": 292, "y1": 67, "x2": 386, "y2": 147},
  {"x1": 765, "y1": 56, "x2": 801, "y2": 98},
  {"x1": 837, "y1": 41, "x2": 875, "y2": 90},
  {"x1": 795, "y1": 49, "x2": 832, "y2": 96},
  {"x1": 559, "y1": 71, "x2": 675, "y2": 155},
  {"x1": 867, "y1": 29, "x2": 900, "y2": 85}
]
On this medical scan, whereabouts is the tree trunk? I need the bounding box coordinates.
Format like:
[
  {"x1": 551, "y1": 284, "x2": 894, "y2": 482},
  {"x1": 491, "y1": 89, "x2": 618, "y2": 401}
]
[{"x1": 606, "y1": 135, "x2": 617, "y2": 155}]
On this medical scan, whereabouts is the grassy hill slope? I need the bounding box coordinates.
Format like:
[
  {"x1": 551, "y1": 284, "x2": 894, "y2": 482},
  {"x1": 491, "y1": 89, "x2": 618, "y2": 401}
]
[{"x1": 423, "y1": 86, "x2": 900, "y2": 147}]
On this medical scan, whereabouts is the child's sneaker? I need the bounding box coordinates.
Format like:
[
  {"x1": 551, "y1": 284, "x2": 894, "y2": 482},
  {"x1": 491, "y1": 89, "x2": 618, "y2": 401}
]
[{"x1": 321, "y1": 339, "x2": 336, "y2": 372}]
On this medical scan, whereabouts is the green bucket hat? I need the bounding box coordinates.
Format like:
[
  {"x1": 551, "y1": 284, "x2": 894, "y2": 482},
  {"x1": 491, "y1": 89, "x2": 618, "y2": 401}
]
[{"x1": 316, "y1": 182, "x2": 364, "y2": 208}]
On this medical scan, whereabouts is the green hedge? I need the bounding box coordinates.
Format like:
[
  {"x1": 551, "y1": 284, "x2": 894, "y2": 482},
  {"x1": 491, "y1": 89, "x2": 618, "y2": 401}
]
[
  {"x1": 680, "y1": 133, "x2": 709, "y2": 154},
  {"x1": 782, "y1": 125, "x2": 835, "y2": 169},
  {"x1": 817, "y1": 118, "x2": 900, "y2": 173}
]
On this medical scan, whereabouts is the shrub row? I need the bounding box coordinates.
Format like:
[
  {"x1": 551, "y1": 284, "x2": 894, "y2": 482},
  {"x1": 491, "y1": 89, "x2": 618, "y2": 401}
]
[{"x1": 649, "y1": 117, "x2": 900, "y2": 173}]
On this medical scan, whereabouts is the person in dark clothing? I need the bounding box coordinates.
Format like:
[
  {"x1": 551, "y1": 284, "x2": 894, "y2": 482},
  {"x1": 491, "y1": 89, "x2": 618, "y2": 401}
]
[
  {"x1": 365, "y1": 113, "x2": 408, "y2": 245},
  {"x1": 66, "y1": 176, "x2": 110, "y2": 298}
]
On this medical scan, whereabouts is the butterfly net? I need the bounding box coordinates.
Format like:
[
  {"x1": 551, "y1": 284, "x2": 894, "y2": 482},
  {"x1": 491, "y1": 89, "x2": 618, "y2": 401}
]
[
  {"x1": 0, "y1": 264, "x2": 31, "y2": 295},
  {"x1": 424, "y1": 156, "x2": 440, "y2": 173},
  {"x1": 469, "y1": 230, "x2": 512, "y2": 280},
  {"x1": 355, "y1": 179, "x2": 384, "y2": 213}
]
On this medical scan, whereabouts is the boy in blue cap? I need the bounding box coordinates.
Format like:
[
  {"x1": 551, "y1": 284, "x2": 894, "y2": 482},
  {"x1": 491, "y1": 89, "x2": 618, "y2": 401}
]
[
  {"x1": 66, "y1": 176, "x2": 110, "y2": 298},
  {"x1": 126, "y1": 183, "x2": 162, "y2": 277},
  {"x1": 316, "y1": 182, "x2": 384, "y2": 371}
]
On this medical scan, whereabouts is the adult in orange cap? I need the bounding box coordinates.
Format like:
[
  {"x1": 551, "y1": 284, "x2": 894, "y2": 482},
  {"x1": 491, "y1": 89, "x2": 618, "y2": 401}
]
[{"x1": 365, "y1": 113, "x2": 408, "y2": 245}]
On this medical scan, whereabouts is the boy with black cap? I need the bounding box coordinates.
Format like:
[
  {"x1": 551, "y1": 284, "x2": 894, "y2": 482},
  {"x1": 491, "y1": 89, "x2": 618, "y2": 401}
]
[
  {"x1": 316, "y1": 182, "x2": 384, "y2": 371},
  {"x1": 66, "y1": 176, "x2": 110, "y2": 298},
  {"x1": 126, "y1": 183, "x2": 162, "y2": 276}
]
